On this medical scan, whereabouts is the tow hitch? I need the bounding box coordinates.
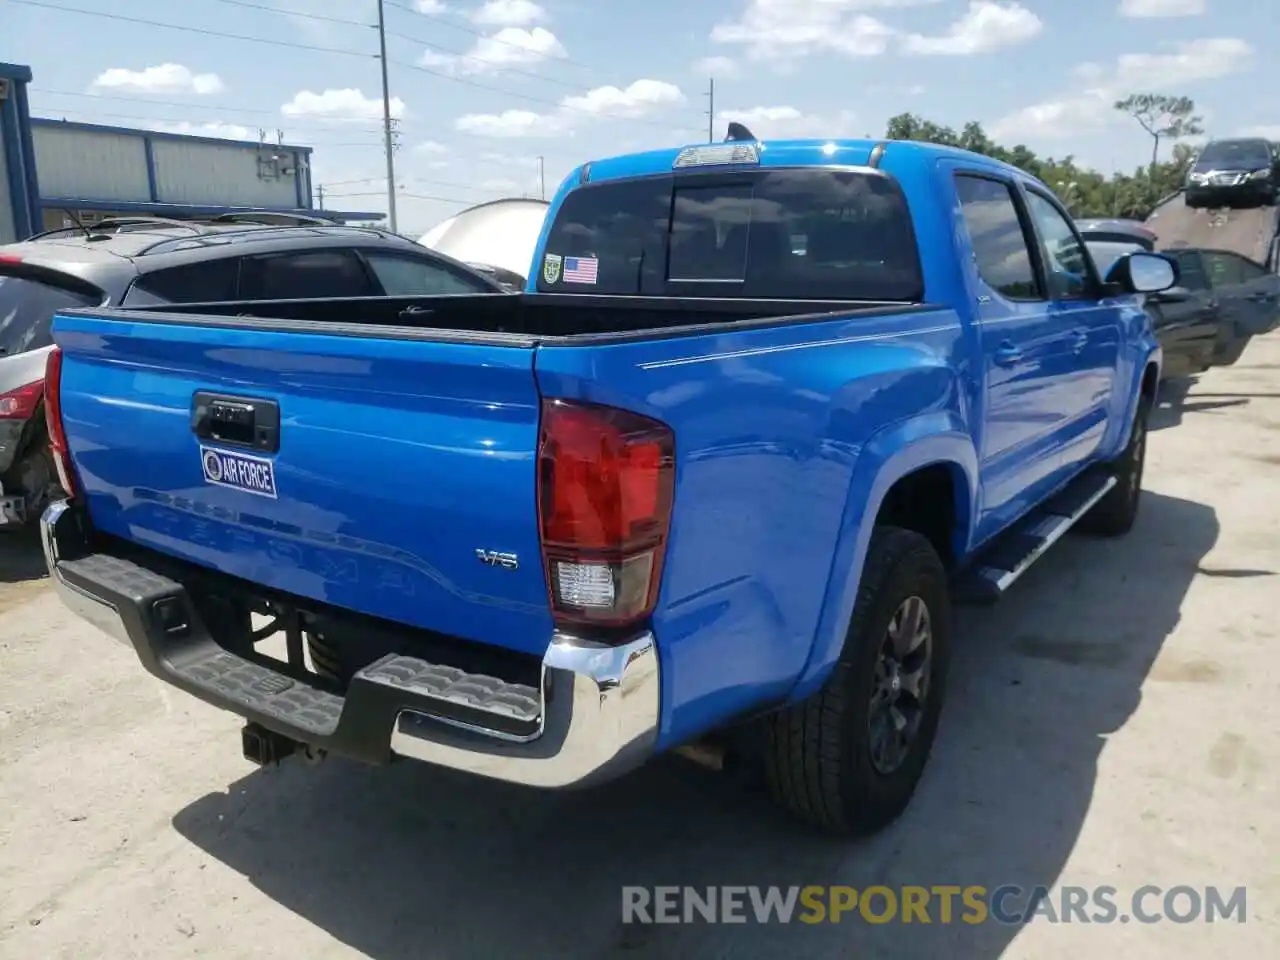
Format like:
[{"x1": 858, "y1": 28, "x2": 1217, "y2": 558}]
[
  {"x1": 241, "y1": 723, "x2": 328, "y2": 767},
  {"x1": 241, "y1": 722, "x2": 299, "y2": 766}
]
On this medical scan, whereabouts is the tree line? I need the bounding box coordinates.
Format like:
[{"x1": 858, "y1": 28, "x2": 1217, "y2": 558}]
[{"x1": 884, "y1": 93, "x2": 1209, "y2": 221}]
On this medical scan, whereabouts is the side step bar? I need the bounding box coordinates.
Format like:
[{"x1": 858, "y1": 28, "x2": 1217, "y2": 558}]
[{"x1": 953, "y1": 471, "x2": 1117, "y2": 604}]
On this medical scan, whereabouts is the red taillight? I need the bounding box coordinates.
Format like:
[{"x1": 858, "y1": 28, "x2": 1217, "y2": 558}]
[
  {"x1": 537, "y1": 399, "x2": 675, "y2": 628},
  {"x1": 43, "y1": 346, "x2": 79, "y2": 497},
  {"x1": 0, "y1": 380, "x2": 43, "y2": 420},
  {"x1": 0, "y1": 254, "x2": 22, "y2": 265}
]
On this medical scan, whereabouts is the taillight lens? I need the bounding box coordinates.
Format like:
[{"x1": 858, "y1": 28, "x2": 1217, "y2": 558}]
[
  {"x1": 43, "y1": 346, "x2": 79, "y2": 497},
  {"x1": 0, "y1": 380, "x2": 43, "y2": 420},
  {"x1": 537, "y1": 399, "x2": 675, "y2": 628}
]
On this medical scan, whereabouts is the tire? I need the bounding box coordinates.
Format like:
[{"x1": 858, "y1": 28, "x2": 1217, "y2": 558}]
[
  {"x1": 763, "y1": 526, "x2": 951, "y2": 836},
  {"x1": 1079, "y1": 394, "x2": 1150, "y2": 537}
]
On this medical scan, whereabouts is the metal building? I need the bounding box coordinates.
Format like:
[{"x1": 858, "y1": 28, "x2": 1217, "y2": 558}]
[
  {"x1": 0, "y1": 62, "x2": 41, "y2": 243},
  {"x1": 2, "y1": 61, "x2": 381, "y2": 241},
  {"x1": 31, "y1": 119, "x2": 381, "y2": 230}
]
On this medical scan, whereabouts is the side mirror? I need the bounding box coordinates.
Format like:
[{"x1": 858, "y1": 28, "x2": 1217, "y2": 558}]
[
  {"x1": 1149, "y1": 285, "x2": 1191, "y2": 304},
  {"x1": 1105, "y1": 251, "x2": 1179, "y2": 295}
]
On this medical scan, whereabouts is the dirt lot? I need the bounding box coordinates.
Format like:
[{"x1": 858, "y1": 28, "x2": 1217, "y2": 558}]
[{"x1": 2, "y1": 337, "x2": 1278, "y2": 960}]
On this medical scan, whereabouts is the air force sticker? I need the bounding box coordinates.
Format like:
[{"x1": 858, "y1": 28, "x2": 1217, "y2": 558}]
[{"x1": 542, "y1": 253, "x2": 562, "y2": 284}]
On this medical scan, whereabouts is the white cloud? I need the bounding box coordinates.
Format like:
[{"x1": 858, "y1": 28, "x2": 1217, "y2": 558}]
[
  {"x1": 91, "y1": 64, "x2": 224, "y2": 96},
  {"x1": 423, "y1": 26, "x2": 567, "y2": 73},
  {"x1": 416, "y1": 0, "x2": 448, "y2": 12},
  {"x1": 281, "y1": 88, "x2": 406, "y2": 121},
  {"x1": 694, "y1": 55, "x2": 740, "y2": 78},
  {"x1": 456, "y1": 79, "x2": 685, "y2": 138},
  {"x1": 718, "y1": 105, "x2": 859, "y2": 138},
  {"x1": 415, "y1": 140, "x2": 449, "y2": 154},
  {"x1": 471, "y1": 0, "x2": 546, "y2": 26},
  {"x1": 481, "y1": 177, "x2": 522, "y2": 191},
  {"x1": 147, "y1": 120, "x2": 253, "y2": 140},
  {"x1": 711, "y1": 0, "x2": 915, "y2": 63},
  {"x1": 561, "y1": 79, "x2": 685, "y2": 118},
  {"x1": 455, "y1": 109, "x2": 551, "y2": 137},
  {"x1": 1111, "y1": 37, "x2": 1251, "y2": 88},
  {"x1": 901, "y1": 1, "x2": 1041, "y2": 56},
  {"x1": 991, "y1": 38, "x2": 1252, "y2": 141},
  {"x1": 1118, "y1": 0, "x2": 1205, "y2": 17}
]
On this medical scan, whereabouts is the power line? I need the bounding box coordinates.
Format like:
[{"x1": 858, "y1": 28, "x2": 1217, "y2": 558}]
[
  {"x1": 8, "y1": 0, "x2": 700, "y2": 136},
  {"x1": 390, "y1": 56, "x2": 700, "y2": 132},
  {"x1": 2, "y1": 0, "x2": 378, "y2": 58},
  {"x1": 207, "y1": 0, "x2": 375, "y2": 28}
]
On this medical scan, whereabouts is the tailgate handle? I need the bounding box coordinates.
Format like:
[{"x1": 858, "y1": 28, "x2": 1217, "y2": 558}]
[{"x1": 191, "y1": 392, "x2": 281, "y2": 454}]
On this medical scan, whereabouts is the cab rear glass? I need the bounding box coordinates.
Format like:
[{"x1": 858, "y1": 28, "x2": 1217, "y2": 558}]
[{"x1": 535, "y1": 168, "x2": 924, "y2": 301}]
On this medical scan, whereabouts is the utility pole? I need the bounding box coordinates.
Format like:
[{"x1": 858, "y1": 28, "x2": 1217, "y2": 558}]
[
  {"x1": 376, "y1": 0, "x2": 398, "y2": 233},
  {"x1": 537, "y1": 156, "x2": 545, "y2": 200},
  {"x1": 705, "y1": 78, "x2": 715, "y2": 142},
  {"x1": 317, "y1": 184, "x2": 325, "y2": 209}
]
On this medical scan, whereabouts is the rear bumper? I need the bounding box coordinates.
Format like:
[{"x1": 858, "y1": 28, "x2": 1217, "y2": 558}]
[{"x1": 41, "y1": 500, "x2": 660, "y2": 788}]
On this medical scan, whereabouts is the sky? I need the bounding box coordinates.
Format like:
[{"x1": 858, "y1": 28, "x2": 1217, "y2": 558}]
[{"x1": 4, "y1": 0, "x2": 1277, "y2": 236}]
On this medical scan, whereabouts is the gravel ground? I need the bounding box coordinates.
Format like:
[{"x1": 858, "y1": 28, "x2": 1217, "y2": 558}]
[{"x1": 1, "y1": 335, "x2": 1278, "y2": 959}]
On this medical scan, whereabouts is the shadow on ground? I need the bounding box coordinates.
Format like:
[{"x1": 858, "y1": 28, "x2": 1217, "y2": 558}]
[
  {"x1": 172, "y1": 491, "x2": 1216, "y2": 959},
  {"x1": 0, "y1": 526, "x2": 46, "y2": 584}
]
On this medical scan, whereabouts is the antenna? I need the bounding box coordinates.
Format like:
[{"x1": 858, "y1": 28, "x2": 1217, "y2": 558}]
[
  {"x1": 725, "y1": 121, "x2": 756, "y2": 143},
  {"x1": 705, "y1": 78, "x2": 715, "y2": 143}
]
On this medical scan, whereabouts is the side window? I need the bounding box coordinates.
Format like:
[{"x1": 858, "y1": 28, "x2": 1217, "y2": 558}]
[
  {"x1": 954, "y1": 174, "x2": 1041, "y2": 300},
  {"x1": 363, "y1": 253, "x2": 492, "y2": 295},
  {"x1": 1170, "y1": 251, "x2": 1211, "y2": 291},
  {"x1": 1023, "y1": 190, "x2": 1093, "y2": 300},
  {"x1": 1207, "y1": 251, "x2": 1266, "y2": 284},
  {"x1": 1201, "y1": 252, "x2": 1247, "y2": 287},
  {"x1": 124, "y1": 258, "x2": 241, "y2": 305},
  {"x1": 238, "y1": 250, "x2": 377, "y2": 300}
]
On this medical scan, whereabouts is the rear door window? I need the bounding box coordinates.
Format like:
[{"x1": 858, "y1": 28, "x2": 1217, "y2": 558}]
[
  {"x1": 0, "y1": 273, "x2": 100, "y2": 356},
  {"x1": 239, "y1": 250, "x2": 378, "y2": 300},
  {"x1": 536, "y1": 168, "x2": 923, "y2": 301},
  {"x1": 123, "y1": 258, "x2": 242, "y2": 305},
  {"x1": 954, "y1": 175, "x2": 1041, "y2": 301},
  {"x1": 363, "y1": 252, "x2": 495, "y2": 295}
]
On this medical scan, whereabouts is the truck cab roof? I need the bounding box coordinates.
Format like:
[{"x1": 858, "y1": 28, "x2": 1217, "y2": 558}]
[{"x1": 569, "y1": 137, "x2": 1032, "y2": 188}]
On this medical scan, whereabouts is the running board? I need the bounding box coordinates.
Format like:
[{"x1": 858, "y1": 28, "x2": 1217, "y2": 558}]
[{"x1": 953, "y1": 471, "x2": 1117, "y2": 604}]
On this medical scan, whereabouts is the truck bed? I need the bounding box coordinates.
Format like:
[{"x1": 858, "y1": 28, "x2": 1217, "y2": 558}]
[{"x1": 122, "y1": 292, "x2": 931, "y2": 342}]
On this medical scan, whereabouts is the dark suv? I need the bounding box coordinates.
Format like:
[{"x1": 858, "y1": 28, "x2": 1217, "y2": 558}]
[
  {"x1": 1185, "y1": 138, "x2": 1280, "y2": 209},
  {"x1": 0, "y1": 213, "x2": 509, "y2": 528}
]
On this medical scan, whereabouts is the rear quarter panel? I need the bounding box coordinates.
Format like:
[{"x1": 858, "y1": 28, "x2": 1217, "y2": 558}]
[{"x1": 535, "y1": 308, "x2": 974, "y2": 750}]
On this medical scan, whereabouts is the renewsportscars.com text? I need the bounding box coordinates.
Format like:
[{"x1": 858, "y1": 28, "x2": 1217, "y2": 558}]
[{"x1": 621, "y1": 885, "x2": 1247, "y2": 925}]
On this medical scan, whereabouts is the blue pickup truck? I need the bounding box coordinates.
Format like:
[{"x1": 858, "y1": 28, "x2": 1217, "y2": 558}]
[{"x1": 38, "y1": 135, "x2": 1177, "y2": 835}]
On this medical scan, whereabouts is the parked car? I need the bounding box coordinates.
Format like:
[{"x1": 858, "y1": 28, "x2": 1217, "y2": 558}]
[
  {"x1": 40, "y1": 136, "x2": 1171, "y2": 836},
  {"x1": 1074, "y1": 218, "x2": 1157, "y2": 249},
  {"x1": 1082, "y1": 233, "x2": 1280, "y2": 377},
  {"x1": 1185, "y1": 137, "x2": 1280, "y2": 209},
  {"x1": 0, "y1": 214, "x2": 509, "y2": 530}
]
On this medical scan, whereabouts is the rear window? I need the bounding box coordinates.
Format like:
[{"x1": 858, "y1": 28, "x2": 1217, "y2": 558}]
[
  {"x1": 0, "y1": 273, "x2": 100, "y2": 357},
  {"x1": 536, "y1": 168, "x2": 923, "y2": 301}
]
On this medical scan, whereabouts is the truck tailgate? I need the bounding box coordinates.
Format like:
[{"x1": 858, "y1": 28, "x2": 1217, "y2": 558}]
[{"x1": 52, "y1": 312, "x2": 554, "y2": 656}]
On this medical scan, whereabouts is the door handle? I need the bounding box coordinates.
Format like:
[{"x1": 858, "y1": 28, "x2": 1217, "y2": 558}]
[
  {"x1": 191, "y1": 392, "x2": 281, "y2": 454},
  {"x1": 1071, "y1": 328, "x2": 1088, "y2": 352},
  {"x1": 993, "y1": 341, "x2": 1022, "y2": 367}
]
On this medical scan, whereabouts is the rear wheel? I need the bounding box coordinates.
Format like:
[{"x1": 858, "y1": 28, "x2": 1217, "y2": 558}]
[{"x1": 762, "y1": 526, "x2": 950, "y2": 835}]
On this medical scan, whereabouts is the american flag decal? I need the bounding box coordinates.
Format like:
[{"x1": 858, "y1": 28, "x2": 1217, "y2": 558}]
[{"x1": 563, "y1": 256, "x2": 599, "y2": 284}]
